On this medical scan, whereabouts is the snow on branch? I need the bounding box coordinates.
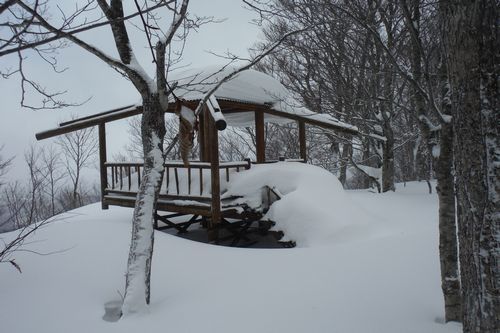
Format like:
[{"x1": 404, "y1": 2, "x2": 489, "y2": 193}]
[
  {"x1": 16, "y1": 1, "x2": 153, "y2": 94},
  {"x1": 0, "y1": 1, "x2": 167, "y2": 58}
]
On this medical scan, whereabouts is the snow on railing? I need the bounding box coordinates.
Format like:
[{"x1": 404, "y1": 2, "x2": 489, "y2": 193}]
[{"x1": 104, "y1": 160, "x2": 251, "y2": 197}]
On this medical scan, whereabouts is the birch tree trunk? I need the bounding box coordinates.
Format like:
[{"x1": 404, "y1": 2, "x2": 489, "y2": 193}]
[
  {"x1": 444, "y1": 1, "x2": 499, "y2": 331},
  {"x1": 122, "y1": 94, "x2": 166, "y2": 314}
]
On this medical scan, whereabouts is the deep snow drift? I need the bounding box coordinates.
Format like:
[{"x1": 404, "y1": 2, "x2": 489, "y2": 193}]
[
  {"x1": 223, "y1": 162, "x2": 376, "y2": 246},
  {"x1": 0, "y1": 166, "x2": 462, "y2": 333}
]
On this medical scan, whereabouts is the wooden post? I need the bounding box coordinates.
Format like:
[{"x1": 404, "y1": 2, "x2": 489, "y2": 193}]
[
  {"x1": 208, "y1": 107, "x2": 221, "y2": 241},
  {"x1": 198, "y1": 112, "x2": 207, "y2": 162},
  {"x1": 298, "y1": 121, "x2": 307, "y2": 162},
  {"x1": 255, "y1": 110, "x2": 265, "y2": 163},
  {"x1": 202, "y1": 109, "x2": 212, "y2": 162},
  {"x1": 98, "y1": 123, "x2": 109, "y2": 209}
]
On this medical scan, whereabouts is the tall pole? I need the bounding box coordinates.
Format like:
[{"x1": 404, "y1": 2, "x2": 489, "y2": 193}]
[
  {"x1": 255, "y1": 110, "x2": 265, "y2": 163},
  {"x1": 98, "y1": 123, "x2": 108, "y2": 209}
]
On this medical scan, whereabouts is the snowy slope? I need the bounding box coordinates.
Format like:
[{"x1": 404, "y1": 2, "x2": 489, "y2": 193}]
[{"x1": 0, "y1": 181, "x2": 461, "y2": 333}]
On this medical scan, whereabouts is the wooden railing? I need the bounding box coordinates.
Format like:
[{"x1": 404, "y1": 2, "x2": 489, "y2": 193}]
[{"x1": 104, "y1": 160, "x2": 251, "y2": 198}]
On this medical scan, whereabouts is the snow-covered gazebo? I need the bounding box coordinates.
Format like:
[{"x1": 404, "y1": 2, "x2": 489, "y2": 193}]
[{"x1": 35, "y1": 66, "x2": 358, "y2": 244}]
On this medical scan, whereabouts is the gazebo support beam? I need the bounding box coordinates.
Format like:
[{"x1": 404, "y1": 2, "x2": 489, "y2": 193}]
[
  {"x1": 255, "y1": 110, "x2": 265, "y2": 163},
  {"x1": 208, "y1": 107, "x2": 221, "y2": 241},
  {"x1": 298, "y1": 121, "x2": 307, "y2": 162}
]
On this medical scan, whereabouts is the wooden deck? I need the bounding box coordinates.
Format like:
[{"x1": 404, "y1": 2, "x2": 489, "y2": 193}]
[{"x1": 101, "y1": 159, "x2": 301, "y2": 246}]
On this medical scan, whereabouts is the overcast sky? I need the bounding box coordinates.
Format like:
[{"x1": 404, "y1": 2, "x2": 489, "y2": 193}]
[{"x1": 0, "y1": 0, "x2": 261, "y2": 181}]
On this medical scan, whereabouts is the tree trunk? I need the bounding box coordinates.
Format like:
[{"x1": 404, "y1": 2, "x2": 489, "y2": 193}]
[
  {"x1": 407, "y1": 0, "x2": 432, "y2": 188},
  {"x1": 435, "y1": 119, "x2": 461, "y2": 322},
  {"x1": 121, "y1": 94, "x2": 166, "y2": 315},
  {"x1": 382, "y1": 123, "x2": 395, "y2": 192},
  {"x1": 338, "y1": 142, "x2": 351, "y2": 186},
  {"x1": 361, "y1": 141, "x2": 371, "y2": 188},
  {"x1": 444, "y1": 1, "x2": 499, "y2": 331},
  {"x1": 380, "y1": 2, "x2": 395, "y2": 193},
  {"x1": 435, "y1": 58, "x2": 461, "y2": 322}
]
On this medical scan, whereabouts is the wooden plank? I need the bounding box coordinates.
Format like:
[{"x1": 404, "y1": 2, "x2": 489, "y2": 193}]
[
  {"x1": 216, "y1": 100, "x2": 358, "y2": 135},
  {"x1": 298, "y1": 121, "x2": 307, "y2": 162},
  {"x1": 157, "y1": 202, "x2": 211, "y2": 216},
  {"x1": 59, "y1": 104, "x2": 135, "y2": 127},
  {"x1": 119, "y1": 166, "x2": 123, "y2": 190},
  {"x1": 255, "y1": 110, "x2": 265, "y2": 163},
  {"x1": 165, "y1": 167, "x2": 169, "y2": 194},
  {"x1": 98, "y1": 124, "x2": 108, "y2": 209},
  {"x1": 137, "y1": 166, "x2": 141, "y2": 187},
  {"x1": 36, "y1": 106, "x2": 143, "y2": 140},
  {"x1": 174, "y1": 168, "x2": 180, "y2": 194},
  {"x1": 103, "y1": 196, "x2": 212, "y2": 216},
  {"x1": 105, "y1": 189, "x2": 211, "y2": 202},
  {"x1": 199, "y1": 168, "x2": 203, "y2": 195},
  {"x1": 125, "y1": 167, "x2": 132, "y2": 191},
  {"x1": 37, "y1": 97, "x2": 358, "y2": 143},
  {"x1": 188, "y1": 167, "x2": 192, "y2": 195},
  {"x1": 105, "y1": 162, "x2": 144, "y2": 167},
  {"x1": 263, "y1": 108, "x2": 358, "y2": 135}
]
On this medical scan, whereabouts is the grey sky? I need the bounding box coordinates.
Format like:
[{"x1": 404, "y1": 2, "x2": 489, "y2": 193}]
[{"x1": 0, "y1": 0, "x2": 261, "y2": 181}]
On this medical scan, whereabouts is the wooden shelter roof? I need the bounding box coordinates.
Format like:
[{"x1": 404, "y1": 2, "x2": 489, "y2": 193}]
[
  {"x1": 35, "y1": 67, "x2": 359, "y2": 140},
  {"x1": 35, "y1": 100, "x2": 358, "y2": 140}
]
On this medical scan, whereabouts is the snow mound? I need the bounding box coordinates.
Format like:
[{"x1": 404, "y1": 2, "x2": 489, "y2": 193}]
[{"x1": 223, "y1": 162, "x2": 374, "y2": 246}]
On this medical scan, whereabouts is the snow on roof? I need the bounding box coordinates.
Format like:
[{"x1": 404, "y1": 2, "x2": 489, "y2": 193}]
[
  {"x1": 169, "y1": 66, "x2": 357, "y2": 132},
  {"x1": 170, "y1": 65, "x2": 289, "y2": 105}
]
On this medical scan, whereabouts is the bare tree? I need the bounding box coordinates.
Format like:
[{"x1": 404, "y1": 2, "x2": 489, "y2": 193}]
[
  {"x1": 249, "y1": 0, "x2": 401, "y2": 190},
  {"x1": 0, "y1": 145, "x2": 13, "y2": 188},
  {"x1": 250, "y1": 0, "x2": 463, "y2": 323},
  {"x1": 0, "y1": 146, "x2": 14, "y2": 231},
  {"x1": 24, "y1": 144, "x2": 46, "y2": 224},
  {"x1": 40, "y1": 145, "x2": 64, "y2": 216},
  {"x1": 56, "y1": 126, "x2": 98, "y2": 209}
]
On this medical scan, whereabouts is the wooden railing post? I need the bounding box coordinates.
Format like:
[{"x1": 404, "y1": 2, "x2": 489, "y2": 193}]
[
  {"x1": 255, "y1": 110, "x2": 265, "y2": 163},
  {"x1": 98, "y1": 123, "x2": 109, "y2": 209}
]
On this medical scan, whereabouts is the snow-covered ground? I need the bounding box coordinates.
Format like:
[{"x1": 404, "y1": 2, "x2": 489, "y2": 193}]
[{"x1": 0, "y1": 166, "x2": 462, "y2": 333}]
